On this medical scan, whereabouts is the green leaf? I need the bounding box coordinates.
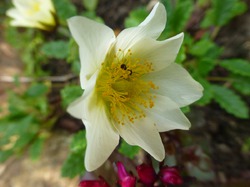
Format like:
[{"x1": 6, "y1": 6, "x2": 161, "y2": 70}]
[
  {"x1": 201, "y1": 0, "x2": 247, "y2": 27},
  {"x1": 124, "y1": 7, "x2": 148, "y2": 28},
  {"x1": 160, "y1": 0, "x2": 194, "y2": 36},
  {"x1": 197, "y1": 58, "x2": 217, "y2": 76},
  {"x1": 41, "y1": 40, "x2": 69, "y2": 59},
  {"x1": 25, "y1": 83, "x2": 48, "y2": 97},
  {"x1": 61, "y1": 151, "x2": 85, "y2": 178},
  {"x1": 211, "y1": 85, "x2": 249, "y2": 119},
  {"x1": 220, "y1": 59, "x2": 250, "y2": 77},
  {"x1": 82, "y1": 0, "x2": 98, "y2": 11},
  {"x1": 70, "y1": 130, "x2": 87, "y2": 152},
  {"x1": 61, "y1": 131, "x2": 86, "y2": 178},
  {"x1": 118, "y1": 140, "x2": 140, "y2": 159},
  {"x1": 189, "y1": 37, "x2": 219, "y2": 57},
  {"x1": 196, "y1": 78, "x2": 214, "y2": 105},
  {"x1": 53, "y1": 0, "x2": 77, "y2": 24},
  {"x1": 232, "y1": 75, "x2": 250, "y2": 95},
  {"x1": 60, "y1": 85, "x2": 83, "y2": 108},
  {"x1": 29, "y1": 137, "x2": 45, "y2": 160}
]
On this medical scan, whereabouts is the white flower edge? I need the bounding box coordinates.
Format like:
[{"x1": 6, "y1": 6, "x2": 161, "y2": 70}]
[{"x1": 67, "y1": 2, "x2": 203, "y2": 171}]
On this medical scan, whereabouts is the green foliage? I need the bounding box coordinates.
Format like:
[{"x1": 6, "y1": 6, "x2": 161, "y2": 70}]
[
  {"x1": 83, "y1": 0, "x2": 99, "y2": 11},
  {"x1": 220, "y1": 59, "x2": 250, "y2": 77},
  {"x1": 211, "y1": 85, "x2": 249, "y2": 119},
  {"x1": 201, "y1": 0, "x2": 247, "y2": 27},
  {"x1": 61, "y1": 130, "x2": 86, "y2": 178},
  {"x1": 160, "y1": 0, "x2": 194, "y2": 38},
  {"x1": 196, "y1": 78, "x2": 214, "y2": 106},
  {"x1": 4, "y1": 27, "x2": 46, "y2": 75},
  {"x1": 232, "y1": 75, "x2": 250, "y2": 95},
  {"x1": 118, "y1": 140, "x2": 140, "y2": 159},
  {"x1": 124, "y1": 7, "x2": 148, "y2": 28},
  {"x1": 53, "y1": 0, "x2": 77, "y2": 25},
  {"x1": 0, "y1": 83, "x2": 52, "y2": 162},
  {"x1": 60, "y1": 85, "x2": 83, "y2": 108},
  {"x1": 41, "y1": 40, "x2": 69, "y2": 59}
]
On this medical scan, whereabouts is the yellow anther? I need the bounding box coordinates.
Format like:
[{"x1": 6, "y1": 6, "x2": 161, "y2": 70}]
[{"x1": 96, "y1": 48, "x2": 159, "y2": 125}]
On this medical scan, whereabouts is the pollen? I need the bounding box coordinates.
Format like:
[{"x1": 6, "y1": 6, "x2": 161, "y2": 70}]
[{"x1": 96, "y1": 48, "x2": 158, "y2": 125}]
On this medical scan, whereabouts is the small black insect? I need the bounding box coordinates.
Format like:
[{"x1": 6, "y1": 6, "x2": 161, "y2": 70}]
[
  {"x1": 120, "y1": 64, "x2": 127, "y2": 70},
  {"x1": 128, "y1": 69, "x2": 132, "y2": 75}
]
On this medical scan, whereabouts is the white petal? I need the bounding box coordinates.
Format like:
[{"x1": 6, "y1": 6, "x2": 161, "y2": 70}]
[
  {"x1": 67, "y1": 16, "x2": 115, "y2": 89},
  {"x1": 115, "y1": 2, "x2": 166, "y2": 51},
  {"x1": 115, "y1": 118, "x2": 165, "y2": 161},
  {"x1": 67, "y1": 95, "x2": 84, "y2": 119},
  {"x1": 146, "y1": 95, "x2": 191, "y2": 132},
  {"x1": 131, "y1": 33, "x2": 184, "y2": 71},
  {"x1": 83, "y1": 91, "x2": 119, "y2": 171},
  {"x1": 145, "y1": 63, "x2": 203, "y2": 107},
  {"x1": 67, "y1": 70, "x2": 99, "y2": 120}
]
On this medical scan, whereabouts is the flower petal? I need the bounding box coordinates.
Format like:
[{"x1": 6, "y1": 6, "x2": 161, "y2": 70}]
[
  {"x1": 115, "y1": 2, "x2": 166, "y2": 51},
  {"x1": 67, "y1": 95, "x2": 85, "y2": 119},
  {"x1": 146, "y1": 95, "x2": 191, "y2": 132},
  {"x1": 145, "y1": 63, "x2": 203, "y2": 107},
  {"x1": 67, "y1": 16, "x2": 115, "y2": 89},
  {"x1": 83, "y1": 93, "x2": 119, "y2": 171},
  {"x1": 131, "y1": 33, "x2": 184, "y2": 71},
  {"x1": 115, "y1": 118, "x2": 165, "y2": 161}
]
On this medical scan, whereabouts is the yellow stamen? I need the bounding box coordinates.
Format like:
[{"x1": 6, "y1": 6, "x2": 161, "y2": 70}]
[{"x1": 96, "y1": 48, "x2": 158, "y2": 125}]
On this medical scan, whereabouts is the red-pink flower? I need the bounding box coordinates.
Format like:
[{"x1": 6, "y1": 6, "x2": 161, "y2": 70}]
[
  {"x1": 136, "y1": 164, "x2": 157, "y2": 186},
  {"x1": 159, "y1": 166, "x2": 183, "y2": 185},
  {"x1": 116, "y1": 162, "x2": 136, "y2": 187},
  {"x1": 79, "y1": 177, "x2": 110, "y2": 187}
]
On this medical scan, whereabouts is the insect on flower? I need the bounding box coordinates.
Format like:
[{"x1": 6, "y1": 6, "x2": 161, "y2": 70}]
[{"x1": 67, "y1": 2, "x2": 203, "y2": 171}]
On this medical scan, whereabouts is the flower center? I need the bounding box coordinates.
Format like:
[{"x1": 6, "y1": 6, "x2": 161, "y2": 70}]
[{"x1": 96, "y1": 48, "x2": 158, "y2": 125}]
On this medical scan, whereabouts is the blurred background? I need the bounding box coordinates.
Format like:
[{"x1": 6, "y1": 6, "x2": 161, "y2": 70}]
[{"x1": 0, "y1": 0, "x2": 250, "y2": 186}]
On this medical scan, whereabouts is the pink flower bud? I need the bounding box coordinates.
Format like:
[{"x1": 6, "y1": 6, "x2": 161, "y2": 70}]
[
  {"x1": 79, "y1": 178, "x2": 110, "y2": 187},
  {"x1": 136, "y1": 164, "x2": 157, "y2": 186},
  {"x1": 116, "y1": 162, "x2": 136, "y2": 187},
  {"x1": 159, "y1": 166, "x2": 183, "y2": 185}
]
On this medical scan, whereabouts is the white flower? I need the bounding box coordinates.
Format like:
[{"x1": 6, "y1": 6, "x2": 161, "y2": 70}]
[
  {"x1": 67, "y1": 3, "x2": 203, "y2": 171},
  {"x1": 6, "y1": 0, "x2": 56, "y2": 31}
]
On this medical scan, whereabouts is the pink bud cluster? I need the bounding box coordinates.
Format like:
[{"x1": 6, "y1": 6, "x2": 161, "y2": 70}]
[{"x1": 78, "y1": 162, "x2": 183, "y2": 187}]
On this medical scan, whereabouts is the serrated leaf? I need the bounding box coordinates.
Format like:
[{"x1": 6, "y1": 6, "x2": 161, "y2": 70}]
[
  {"x1": 167, "y1": 0, "x2": 194, "y2": 33},
  {"x1": 196, "y1": 78, "x2": 213, "y2": 105},
  {"x1": 25, "y1": 83, "x2": 48, "y2": 97},
  {"x1": 189, "y1": 38, "x2": 219, "y2": 57},
  {"x1": 197, "y1": 58, "x2": 217, "y2": 76},
  {"x1": 211, "y1": 85, "x2": 249, "y2": 119},
  {"x1": 124, "y1": 7, "x2": 148, "y2": 28},
  {"x1": 41, "y1": 40, "x2": 69, "y2": 59},
  {"x1": 61, "y1": 131, "x2": 86, "y2": 178},
  {"x1": 220, "y1": 59, "x2": 250, "y2": 77},
  {"x1": 61, "y1": 151, "x2": 85, "y2": 178},
  {"x1": 82, "y1": 0, "x2": 98, "y2": 11},
  {"x1": 118, "y1": 140, "x2": 140, "y2": 159},
  {"x1": 201, "y1": 0, "x2": 247, "y2": 27},
  {"x1": 70, "y1": 130, "x2": 86, "y2": 152},
  {"x1": 60, "y1": 85, "x2": 83, "y2": 108},
  {"x1": 29, "y1": 137, "x2": 45, "y2": 160},
  {"x1": 53, "y1": 0, "x2": 77, "y2": 24},
  {"x1": 232, "y1": 75, "x2": 250, "y2": 95}
]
